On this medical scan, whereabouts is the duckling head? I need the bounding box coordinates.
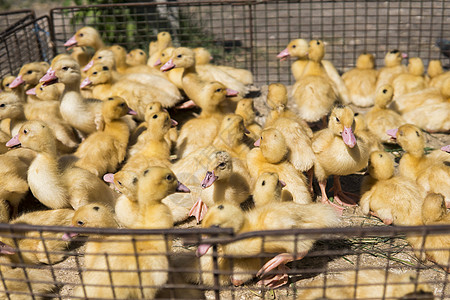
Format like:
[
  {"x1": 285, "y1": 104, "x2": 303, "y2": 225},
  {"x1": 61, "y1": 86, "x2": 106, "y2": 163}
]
[
  {"x1": 395, "y1": 124, "x2": 425, "y2": 156},
  {"x1": 137, "y1": 167, "x2": 190, "y2": 204},
  {"x1": 194, "y1": 47, "x2": 213, "y2": 65},
  {"x1": 157, "y1": 31, "x2": 172, "y2": 49},
  {"x1": 146, "y1": 111, "x2": 174, "y2": 138},
  {"x1": 201, "y1": 151, "x2": 233, "y2": 188},
  {"x1": 427, "y1": 60, "x2": 443, "y2": 78},
  {"x1": 64, "y1": 26, "x2": 101, "y2": 48},
  {"x1": 43, "y1": 58, "x2": 81, "y2": 87},
  {"x1": 384, "y1": 49, "x2": 407, "y2": 67},
  {"x1": 10, "y1": 62, "x2": 49, "y2": 89},
  {"x1": 267, "y1": 83, "x2": 288, "y2": 111},
  {"x1": 216, "y1": 114, "x2": 248, "y2": 145},
  {"x1": 202, "y1": 203, "x2": 245, "y2": 232},
  {"x1": 0, "y1": 92, "x2": 24, "y2": 121},
  {"x1": 113, "y1": 170, "x2": 139, "y2": 199},
  {"x1": 353, "y1": 113, "x2": 367, "y2": 132},
  {"x1": 368, "y1": 151, "x2": 394, "y2": 181},
  {"x1": 257, "y1": 128, "x2": 288, "y2": 164},
  {"x1": 31, "y1": 82, "x2": 63, "y2": 100},
  {"x1": 126, "y1": 48, "x2": 148, "y2": 66},
  {"x1": 235, "y1": 98, "x2": 256, "y2": 125},
  {"x1": 329, "y1": 106, "x2": 357, "y2": 148},
  {"x1": 7, "y1": 120, "x2": 56, "y2": 154},
  {"x1": 356, "y1": 53, "x2": 375, "y2": 69},
  {"x1": 277, "y1": 39, "x2": 308, "y2": 60},
  {"x1": 158, "y1": 47, "x2": 175, "y2": 66},
  {"x1": 422, "y1": 193, "x2": 447, "y2": 224},
  {"x1": 308, "y1": 40, "x2": 325, "y2": 62},
  {"x1": 407, "y1": 57, "x2": 424, "y2": 76},
  {"x1": 81, "y1": 63, "x2": 112, "y2": 88},
  {"x1": 374, "y1": 85, "x2": 394, "y2": 108},
  {"x1": 253, "y1": 172, "x2": 285, "y2": 207},
  {"x1": 197, "y1": 81, "x2": 228, "y2": 111},
  {"x1": 1, "y1": 75, "x2": 16, "y2": 92},
  {"x1": 144, "y1": 101, "x2": 164, "y2": 120},
  {"x1": 160, "y1": 47, "x2": 195, "y2": 72},
  {"x1": 102, "y1": 96, "x2": 135, "y2": 121}
]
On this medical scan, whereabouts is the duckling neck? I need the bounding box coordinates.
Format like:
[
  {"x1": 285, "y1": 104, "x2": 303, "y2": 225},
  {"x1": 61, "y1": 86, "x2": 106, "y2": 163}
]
[
  {"x1": 304, "y1": 61, "x2": 325, "y2": 76},
  {"x1": 399, "y1": 153, "x2": 423, "y2": 179},
  {"x1": 135, "y1": 201, "x2": 173, "y2": 229},
  {"x1": 212, "y1": 177, "x2": 230, "y2": 203},
  {"x1": 94, "y1": 40, "x2": 105, "y2": 52},
  {"x1": 63, "y1": 80, "x2": 81, "y2": 93}
]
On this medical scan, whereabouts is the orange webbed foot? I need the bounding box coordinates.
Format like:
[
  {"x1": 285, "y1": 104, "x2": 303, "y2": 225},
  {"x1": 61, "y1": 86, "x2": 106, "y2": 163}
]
[{"x1": 188, "y1": 198, "x2": 208, "y2": 223}]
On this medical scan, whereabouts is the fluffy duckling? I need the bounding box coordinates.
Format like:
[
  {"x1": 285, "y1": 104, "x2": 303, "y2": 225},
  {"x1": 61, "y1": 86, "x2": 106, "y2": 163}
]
[
  {"x1": 71, "y1": 167, "x2": 189, "y2": 299},
  {"x1": 0, "y1": 155, "x2": 29, "y2": 219},
  {"x1": 247, "y1": 128, "x2": 311, "y2": 204},
  {"x1": 74, "y1": 97, "x2": 133, "y2": 177},
  {"x1": 365, "y1": 85, "x2": 406, "y2": 143},
  {"x1": 428, "y1": 59, "x2": 450, "y2": 89},
  {"x1": 147, "y1": 31, "x2": 173, "y2": 68},
  {"x1": 353, "y1": 112, "x2": 383, "y2": 153},
  {"x1": 392, "y1": 57, "x2": 427, "y2": 99},
  {"x1": 1, "y1": 208, "x2": 74, "y2": 265},
  {"x1": 126, "y1": 48, "x2": 148, "y2": 66},
  {"x1": 360, "y1": 151, "x2": 424, "y2": 225},
  {"x1": 156, "y1": 47, "x2": 184, "y2": 89},
  {"x1": 312, "y1": 106, "x2": 369, "y2": 210},
  {"x1": 277, "y1": 38, "x2": 309, "y2": 80},
  {"x1": 0, "y1": 92, "x2": 27, "y2": 136},
  {"x1": 234, "y1": 98, "x2": 261, "y2": 141},
  {"x1": 198, "y1": 201, "x2": 339, "y2": 287},
  {"x1": 419, "y1": 193, "x2": 450, "y2": 271},
  {"x1": 7, "y1": 120, "x2": 116, "y2": 210},
  {"x1": 252, "y1": 172, "x2": 285, "y2": 207},
  {"x1": 376, "y1": 49, "x2": 408, "y2": 91},
  {"x1": 295, "y1": 269, "x2": 433, "y2": 299},
  {"x1": 265, "y1": 82, "x2": 312, "y2": 138},
  {"x1": 341, "y1": 53, "x2": 378, "y2": 107},
  {"x1": 190, "y1": 151, "x2": 251, "y2": 222},
  {"x1": 8, "y1": 61, "x2": 49, "y2": 95},
  {"x1": 291, "y1": 40, "x2": 337, "y2": 123},
  {"x1": 64, "y1": 26, "x2": 105, "y2": 52}
]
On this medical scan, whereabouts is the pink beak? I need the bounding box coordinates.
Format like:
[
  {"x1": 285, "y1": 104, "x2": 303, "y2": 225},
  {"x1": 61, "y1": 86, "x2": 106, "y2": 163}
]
[
  {"x1": 26, "y1": 87, "x2": 37, "y2": 95},
  {"x1": 62, "y1": 229, "x2": 79, "y2": 241},
  {"x1": 342, "y1": 127, "x2": 356, "y2": 148},
  {"x1": 279, "y1": 180, "x2": 286, "y2": 188},
  {"x1": 401, "y1": 53, "x2": 408, "y2": 59},
  {"x1": 82, "y1": 60, "x2": 94, "y2": 72},
  {"x1": 196, "y1": 243, "x2": 212, "y2": 257},
  {"x1": 80, "y1": 77, "x2": 92, "y2": 89},
  {"x1": 160, "y1": 59, "x2": 175, "y2": 72},
  {"x1": 201, "y1": 171, "x2": 218, "y2": 189},
  {"x1": 39, "y1": 68, "x2": 57, "y2": 84},
  {"x1": 153, "y1": 58, "x2": 162, "y2": 67},
  {"x1": 386, "y1": 128, "x2": 398, "y2": 139},
  {"x1": 103, "y1": 173, "x2": 115, "y2": 183},
  {"x1": 441, "y1": 145, "x2": 450, "y2": 153},
  {"x1": 9, "y1": 75, "x2": 25, "y2": 88},
  {"x1": 6, "y1": 134, "x2": 20, "y2": 148},
  {"x1": 176, "y1": 181, "x2": 190, "y2": 193},
  {"x1": 254, "y1": 138, "x2": 261, "y2": 147},
  {"x1": 226, "y1": 88, "x2": 239, "y2": 97},
  {"x1": 64, "y1": 35, "x2": 78, "y2": 47},
  {"x1": 128, "y1": 108, "x2": 137, "y2": 115},
  {"x1": 277, "y1": 48, "x2": 290, "y2": 59},
  {"x1": 171, "y1": 119, "x2": 178, "y2": 127}
]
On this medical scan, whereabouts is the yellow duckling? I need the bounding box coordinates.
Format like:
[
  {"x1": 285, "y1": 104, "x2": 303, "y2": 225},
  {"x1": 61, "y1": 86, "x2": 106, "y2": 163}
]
[
  {"x1": 0, "y1": 155, "x2": 29, "y2": 219},
  {"x1": 70, "y1": 45, "x2": 92, "y2": 67},
  {"x1": 427, "y1": 59, "x2": 450, "y2": 89},
  {"x1": 312, "y1": 106, "x2": 369, "y2": 210},
  {"x1": 154, "y1": 47, "x2": 184, "y2": 90},
  {"x1": 247, "y1": 128, "x2": 311, "y2": 204},
  {"x1": 64, "y1": 26, "x2": 105, "y2": 52},
  {"x1": 74, "y1": 97, "x2": 133, "y2": 177},
  {"x1": 234, "y1": 98, "x2": 261, "y2": 141},
  {"x1": 126, "y1": 48, "x2": 148, "y2": 66},
  {"x1": 353, "y1": 112, "x2": 383, "y2": 153},
  {"x1": 198, "y1": 200, "x2": 339, "y2": 288},
  {"x1": 365, "y1": 84, "x2": 406, "y2": 143},
  {"x1": 0, "y1": 92, "x2": 27, "y2": 137},
  {"x1": 392, "y1": 57, "x2": 427, "y2": 99},
  {"x1": 291, "y1": 40, "x2": 337, "y2": 123},
  {"x1": 8, "y1": 61, "x2": 49, "y2": 99},
  {"x1": 376, "y1": 49, "x2": 408, "y2": 91},
  {"x1": 252, "y1": 172, "x2": 285, "y2": 208},
  {"x1": 147, "y1": 31, "x2": 173, "y2": 68},
  {"x1": 6, "y1": 120, "x2": 116, "y2": 210},
  {"x1": 277, "y1": 38, "x2": 309, "y2": 80},
  {"x1": 342, "y1": 53, "x2": 378, "y2": 107},
  {"x1": 360, "y1": 151, "x2": 424, "y2": 225}
]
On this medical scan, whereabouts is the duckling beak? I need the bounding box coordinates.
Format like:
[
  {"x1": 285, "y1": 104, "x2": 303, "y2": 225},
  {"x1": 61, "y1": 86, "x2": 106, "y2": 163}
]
[
  {"x1": 153, "y1": 58, "x2": 162, "y2": 67},
  {"x1": 160, "y1": 59, "x2": 175, "y2": 72},
  {"x1": 64, "y1": 35, "x2": 78, "y2": 48},
  {"x1": 176, "y1": 181, "x2": 191, "y2": 193},
  {"x1": 441, "y1": 145, "x2": 450, "y2": 153},
  {"x1": 26, "y1": 87, "x2": 37, "y2": 95},
  {"x1": 196, "y1": 243, "x2": 212, "y2": 257},
  {"x1": 80, "y1": 77, "x2": 92, "y2": 89},
  {"x1": 127, "y1": 108, "x2": 137, "y2": 115},
  {"x1": 6, "y1": 134, "x2": 21, "y2": 148},
  {"x1": 342, "y1": 127, "x2": 356, "y2": 148},
  {"x1": 254, "y1": 138, "x2": 261, "y2": 147},
  {"x1": 226, "y1": 88, "x2": 239, "y2": 97},
  {"x1": 82, "y1": 59, "x2": 94, "y2": 72},
  {"x1": 401, "y1": 52, "x2": 408, "y2": 59},
  {"x1": 103, "y1": 173, "x2": 115, "y2": 183},
  {"x1": 0, "y1": 241, "x2": 16, "y2": 255},
  {"x1": 279, "y1": 180, "x2": 286, "y2": 188},
  {"x1": 62, "y1": 231, "x2": 79, "y2": 241},
  {"x1": 176, "y1": 100, "x2": 197, "y2": 109},
  {"x1": 386, "y1": 128, "x2": 398, "y2": 139},
  {"x1": 39, "y1": 68, "x2": 57, "y2": 85},
  {"x1": 201, "y1": 171, "x2": 218, "y2": 189},
  {"x1": 277, "y1": 48, "x2": 290, "y2": 61},
  {"x1": 9, "y1": 75, "x2": 25, "y2": 88},
  {"x1": 171, "y1": 119, "x2": 178, "y2": 127}
]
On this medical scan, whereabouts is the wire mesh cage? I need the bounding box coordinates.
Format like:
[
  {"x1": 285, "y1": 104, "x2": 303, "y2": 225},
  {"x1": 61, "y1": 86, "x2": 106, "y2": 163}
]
[
  {"x1": 0, "y1": 10, "x2": 35, "y2": 33},
  {"x1": 49, "y1": 0, "x2": 450, "y2": 85},
  {"x1": 0, "y1": 16, "x2": 56, "y2": 79},
  {"x1": 0, "y1": 224, "x2": 449, "y2": 299}
]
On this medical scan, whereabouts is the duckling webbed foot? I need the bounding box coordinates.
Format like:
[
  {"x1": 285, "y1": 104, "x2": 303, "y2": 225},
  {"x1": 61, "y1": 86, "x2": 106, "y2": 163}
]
[
  {"x1": 256, "y1": 252, "x2": 307, "y2": 288},
  {"x1": 318, "y1": 180, "x2": 345, "y2": 214},
  {"x1": 176, "y1": 100, "x2": 197, "y2": 109},
  {"x1": 189, "y1": 198, "x2": 208, "y2": 223},
  {"x1": 257, "y1": 264, "x2": 290, "y2": 288},
  {"x1": 330, "y1": 175, "x2": 358, "y2": 207}
]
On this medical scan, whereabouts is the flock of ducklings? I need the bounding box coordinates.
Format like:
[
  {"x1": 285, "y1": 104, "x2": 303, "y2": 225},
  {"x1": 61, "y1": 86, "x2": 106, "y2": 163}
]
[{"x1": 0, "y1": 26, "x2": 448, "y2": 299}]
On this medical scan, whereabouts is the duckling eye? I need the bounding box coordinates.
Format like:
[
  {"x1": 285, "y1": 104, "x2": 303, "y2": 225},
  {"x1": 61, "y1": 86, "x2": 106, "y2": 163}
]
[
  {"x1": 132, "y1": 177, "x2": 138, "y2": 184},
  {"x1": 79, "y1": 33, "x2": 84, "y2": 37},
  {"x1": 415, "y1": 131, "x2": 420, "y2": 137},
  {"x1": 391, "y1": 49, "x2": 399, "y2": 54},
  {"x1": 217, "y1": 205, "x2": 224, "y2": 210},
  {"x1": 5, "y1": 83, "x2": 10, "y2": 87},
  {"x1": 119, "y1": 103, "x2": 125, "y2": 107},
  {"x1": 108, "y1": 97, "x2": 114, "y2": 100},
  {"x1": 177, "y1": 54, "x2": 182, "y2": 58},
  {"x1": 27, "y1": 70, "x2": 33, "y2": 74},
  {"x1": 216, "y1": 88, "x2": 222, "y2": 92},
  {"x1": 97, "y1": 56, "x2": 102, "y2": 59},
  {"x1": 162, "y1": 53, "x2": 165, "y2": 57},
  {"x1": 379, "y1": 154, "x2": 383, "y2": 158},
  {"x1": 93, "y1": 72, "x2": 98, "y2": 75},
  {"x1": 166, "y1": 174, "x2": 173, "y2": 181},
  {"x1": 354, "y1": 112, "x2": 359, "y2": 116},
  {"x1": 23, "y1": 129, "x2": 29, "y2": 134},
  {"x1": 0, "y1": 104, "x2": 5, "y2": 108},
  {"x1": 93, "y1": 206, "x2": 99, "y2": 211},
  {"x1": 102, "y1": 66, "x2": 109, "y2": 71},
  {"x1": 117, "y1": 181, "x2": 122, "y2": 186},
  {"x1": 39, "y1": 87, "x2": 43, "y2": 91},
  {"x1": 62, "y1": 66, "x2": 69, "y2": 71},
  {"x1": 317, "y1": 41, "x2": 321, "y2": 45},
  {"x1": 335, "y1": 117, "x2": 340, "y2": 123},
  {"x1": 292, "y1": 45, "x2": 296, "y2": 48},
  {"x1": 399, "y1": 131, "x2": 404, "y2": 136},
  {"x1": 382, "y1": 89, "x2": 387, "y2": 94},
  {"x1": 139, "y1": 51, "x2": 144, "y2": 55},
  {"x1": 152, "y1": 114, "x2": 158, "y2": 119},
  {"x1": 77, "y1": 220, "x2": 84, "y2": 226},
  {"x1": 149, "y1": 106, "x2": 153, "y2": 110},
  {"x1": 162, "y1": 33, "x2": 166, "y2": 36},
  {"x1": 261, "y1": 180, "x2": 265, "y2": 186}
]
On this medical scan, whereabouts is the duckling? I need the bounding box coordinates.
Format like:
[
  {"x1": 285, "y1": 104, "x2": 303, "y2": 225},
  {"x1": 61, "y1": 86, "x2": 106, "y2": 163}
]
[
  {"x1": 198, "y1": 201, "x2": 339, "y2": 287},
  {"x1": 74, "y1": 97, "x2": 132, "y2": 177},
  {"x1": 234, "y1": 98, "x2": 261, "y2": 141},
  {"x1": 265, "y1": 82, "x2": 312, "y2": 138},
  {"x1": 190, "y1": 150, "x2": 251, "y2": 222},
  {"x1": 64, "y1": 26, "x2": 105, "y2": 52},
  {"x1": 247, "y1": 128, "x2": 311, "y2": 204},
  {"x1": 365, "y1": 85, "x2": 406, "y2": 143},
  {"x1": 376, "y1": 49, "x2": 408, "y2": 91},
  {"x1": 392, "y1": 57, "x2": 427, "y2": 99},
  {"x1": 420, "y1": 193, "x2": 450, "y2": 271},
  {"x1": 6, "y1": 120, "x2": 116, "y2": 210},
  {"x1": 0, "y1": 92, "x2": 27, "y2": 136},
  {"x1": 1, "y1": 208, "x2": 74, "y2": 265},
  {"x1": 341, "y1": 53, "x2": 378, "y2": 107},
  {"x1": 353, "y1": 112, "x2": 383, "y2": 153},
  {"x1": 8, "y1": 61, "x2": 49, "y2": 96},
  {"x1": 295, "y1": 269, "x2": 434, "y2": 299},
  {"x1": 277, "y1": 38, "x2": 309, "y2": 80},
  {"x1": 428, "y1": 59, "x2": 450, "y2": 89},
  {"x1": 0, "y1": 155, "x2": 29, "y2": 219},
  {"x1": 402, "y1": 100, "x2": 450, "y2": 133},
  {"x1": 126, "y1": 48, "x2": 148, "y2": 66},
  {"x1": 312, "y1": 106, "x2": 370, "y2": 210},
  {"x1": 147, "y1": 31, "x2": 173, "y2": 68},
  {"x1": 70, "y1": 46, "x2": 92, "y2": 67},
  {"x1": 71, "y1": 167, "x2": 190, "y2": 299},
  {"x1": 291, "y1": 40, "x2": 337, "y2": 123},
  {"x1": 252, "y1": 172, "x2": 285, "y2": 207},
  {"x1": 360, "y1": 151, "x2": 424, "y2": 225},
  {"x1": 156, "y1": 47, "x2": 184, "y2": 89}
]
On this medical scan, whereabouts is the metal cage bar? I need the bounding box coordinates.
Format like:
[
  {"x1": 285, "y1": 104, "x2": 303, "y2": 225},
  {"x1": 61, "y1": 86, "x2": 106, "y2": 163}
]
[{"x1": 0, "y1": 10, "x2": 35, "y2": 33}]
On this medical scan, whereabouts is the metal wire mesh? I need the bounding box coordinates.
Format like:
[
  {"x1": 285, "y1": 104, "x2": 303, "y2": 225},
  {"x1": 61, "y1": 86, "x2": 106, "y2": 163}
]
[
  {"x1": 0, "y1": 10, "x2": 35, "y2": 33},
  {"x1": 0, "y1": 224, "x2": 448, "y2": 299},
  {"x1": 49, "y1": 0, "x2": 450, "y2": 85},
  {"x1": 0, "y1": 16, "x2": 56, "y2": 79}
]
